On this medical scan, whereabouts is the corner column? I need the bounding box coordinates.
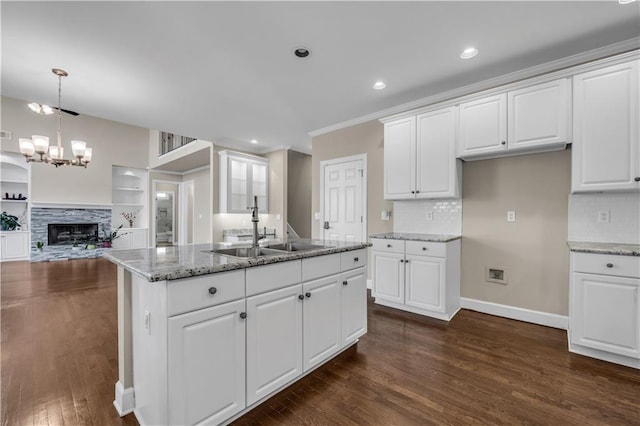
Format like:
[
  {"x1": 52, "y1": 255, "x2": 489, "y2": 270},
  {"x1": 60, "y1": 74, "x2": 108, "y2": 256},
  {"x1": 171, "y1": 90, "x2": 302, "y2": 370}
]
[{"x1": 113, "y1": 266, "x2": 135, "y2": 416}]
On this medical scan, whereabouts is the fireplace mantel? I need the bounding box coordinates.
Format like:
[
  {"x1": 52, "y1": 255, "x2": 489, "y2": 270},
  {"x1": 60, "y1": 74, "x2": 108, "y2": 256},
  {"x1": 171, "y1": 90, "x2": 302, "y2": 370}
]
[{"x1": 31, "y1": 201, "x2": 113, "y2": 209}]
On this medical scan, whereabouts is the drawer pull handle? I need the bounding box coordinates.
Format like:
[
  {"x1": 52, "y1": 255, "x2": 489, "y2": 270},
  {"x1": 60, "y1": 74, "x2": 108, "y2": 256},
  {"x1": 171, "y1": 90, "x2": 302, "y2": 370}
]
[
  {"x1": 635, "y1": 177, "x2": 640, "y2": 182},
  {"x1": 422, "y1": 247, "x2": 428, "y2": 251},
  {"x1": 343, "y1": 280, "x2": 348, "y2": 286},
  {"x1": 405, "y1": 260, "x2": 410, "y2": 264},
  {"x1": 354, "y1": 257, "x2": 359, "y2": 262},
  {"x1": 239, "y1": 312, "x2": 247, "y2": 319},
  {"x1": 298, "y1": 294, "x2": 305, "y2": 300},
  {"x1": 387, "y1": 244, "x2": 392, "y2": 248},
  {"x1": 305, "y1": 292, "x2": 311, "y2": 298},
  {"x1": 208, "y1": 287, "x2": 217, "y2": 295},
  {"x1": 501, "y1": 141, "x2": 506, "y2": 146},
  {"x1": 606, "y1": 263, "x2": 613, "y2": 268}
]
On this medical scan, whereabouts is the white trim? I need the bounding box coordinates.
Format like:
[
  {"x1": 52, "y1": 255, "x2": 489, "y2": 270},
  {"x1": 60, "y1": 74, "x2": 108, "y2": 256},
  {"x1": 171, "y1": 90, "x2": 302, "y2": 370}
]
[
  {"x1": 180, "y1": 180, "x2": 195, "y2": 245},
  {"x1": 309, "y1": 41, "x2": 640, "y2": 136},
  {"x1": 151, "y1": 180, "x2": 180, "y2": 248},
  {"x1": 31, "y1": 201, "x2": 113, "y2": 209},
  {"x1": 366, "y1": 278, "x2": 372, "y2": 290},
  {"x1": 319, "y1": 154, "x2": 367, "y2": 242},
  {"x1": 182, "y1": 165, "x2": 209, "y2": 175},
  {"x1": 113, "y1": 381, "x2": 135, "y2": 416},
  {"x1": 460, "y1": 297, "x2": 568, "y2": 330},
  {"x1": 150, "y1": 169, "x2": 183, "y2": 176},
  {"x1": 149, "y1": 164, "x2": 210, "y2": 177}
]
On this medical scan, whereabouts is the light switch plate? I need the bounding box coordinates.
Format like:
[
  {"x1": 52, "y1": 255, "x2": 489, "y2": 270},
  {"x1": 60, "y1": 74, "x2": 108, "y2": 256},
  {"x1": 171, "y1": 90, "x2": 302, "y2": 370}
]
[
  {"x1": 507, "y1": 211, "x2": 516, "y2": 222},
  {"x1": 314, "y1": 212, "x2": 320, "y2": 220},
  {"x1": 381, "y1": 210, "x2": 390, "y2": 221}
]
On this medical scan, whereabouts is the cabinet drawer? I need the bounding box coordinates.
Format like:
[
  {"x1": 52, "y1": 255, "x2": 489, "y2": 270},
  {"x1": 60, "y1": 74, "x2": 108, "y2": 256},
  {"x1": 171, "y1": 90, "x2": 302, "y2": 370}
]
[
  {"x1": 406, "y1": 241, "x2": 447, "y2": 258},
  {"x1": 302, "y1": 254, "x2": 341, "y2": 282},
  {"x1": 341, "y1": 249, "x2": 367, "y2": 271},
  {"x1": 168, "y1": 270, "x2": 245, "y2": 316},
  {"x1": 247, "y1": 260, "x2": 302, "y2": 296},
  {"x1": 370, "y1": 238, "x2": 404, "y2": 253},
  {"x1": 573, "y1": 252, "x2": 640, "y2": 279}
]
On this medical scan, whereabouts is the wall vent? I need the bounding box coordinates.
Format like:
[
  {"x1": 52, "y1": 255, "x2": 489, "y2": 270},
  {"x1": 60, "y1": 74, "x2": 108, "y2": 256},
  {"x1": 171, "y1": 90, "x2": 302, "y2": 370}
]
[
  {"x1": 0, "y1": 130, "x2": 12, "y2": 140},
  {"x1": 485, "y1": 266, "x2": 508, "y2": 285}
]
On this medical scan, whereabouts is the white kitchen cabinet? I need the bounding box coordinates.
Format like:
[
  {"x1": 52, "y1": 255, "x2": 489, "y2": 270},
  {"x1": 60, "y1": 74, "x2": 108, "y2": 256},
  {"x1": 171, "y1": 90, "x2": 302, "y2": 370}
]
[
  {"x1": 569, "y1": 252, "x2": 640, "y2": 369},
  {"x1": 458, "y1": 93, "x2": 507, "y2": 158},
  {"x1": 0, "y1": 231, "x2": 30, "y2": 261},
  {"x1": 458, "y1": 79, "x2": 569, "y2": 160},
  {"x1": 341, "y1": 267, "x2": 367, "y2": 345},
  {"x1": 371, "y1": 238, "x2": 460, "y2": 321},
  {"x1": 383, "y1": 108, "x2": 460, "y2": 200},
  {"x1": 571, "y1": 60, "x2": 640, "y2": 192},
  {"x1": 219, "y1": 150, "x2": 269, "y2": 213},
  {"x1": 168, "y1": 299, "x2": 246, "y2": 425},
  {"x1": 302, "y1": 275, "x2": 342, "y2": 371},
  {"x1": 112, "y1": 228, "x2": 147, "y2": 250},
  {"x1": 246, "y1": 283, "x2": 303, "y2": 405}
]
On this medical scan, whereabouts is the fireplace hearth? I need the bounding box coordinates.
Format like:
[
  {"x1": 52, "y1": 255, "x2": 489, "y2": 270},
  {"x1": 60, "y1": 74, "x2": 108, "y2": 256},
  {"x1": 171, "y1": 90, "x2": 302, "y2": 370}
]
[{"x1": 48, "y1": 223, "x2": 99, "y2": 246}]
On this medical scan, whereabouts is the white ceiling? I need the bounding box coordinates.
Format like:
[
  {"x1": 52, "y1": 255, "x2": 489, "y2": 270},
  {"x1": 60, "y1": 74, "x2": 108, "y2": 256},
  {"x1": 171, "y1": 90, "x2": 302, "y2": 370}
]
[{"x1": 2, "y1": 1, "x2": 639, "y2": 154}]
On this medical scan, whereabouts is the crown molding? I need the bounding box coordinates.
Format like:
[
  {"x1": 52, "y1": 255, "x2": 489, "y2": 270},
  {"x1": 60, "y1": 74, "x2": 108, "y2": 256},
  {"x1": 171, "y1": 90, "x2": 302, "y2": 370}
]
[{"x1": 309, "y1": 38, "x2": 640, "y2": 137}]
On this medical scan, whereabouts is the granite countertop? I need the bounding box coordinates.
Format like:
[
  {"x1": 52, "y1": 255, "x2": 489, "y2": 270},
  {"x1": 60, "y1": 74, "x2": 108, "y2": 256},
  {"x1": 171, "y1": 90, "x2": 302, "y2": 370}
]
[
  {"x1": 369, "y1": 232, "x2": 461, "y2": 243},
  {"x1": 567, "y1": 241, "x2": 640, "y2": 257},
  {"x1": 103, "y1": 238, "x2": 371, "y2": 282}
]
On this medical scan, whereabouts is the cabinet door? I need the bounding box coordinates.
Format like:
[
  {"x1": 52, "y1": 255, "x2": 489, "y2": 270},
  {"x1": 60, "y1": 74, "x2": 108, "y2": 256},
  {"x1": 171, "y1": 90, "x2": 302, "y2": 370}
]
[
  {"x1": 168, "y1": 299, "x2": 246, "y2": 426},
  {"x1": 405, "y1": 255, "x2": 446, "y2": 313},
  {"x1": 508, "y1": 78, "x2": 569, "y2": 151},
  {"x1": 416, "y1": 107, "x2": 459, "y2": 198},
  {"x1": 384, "y1": 116, "x2": 416, "y2": 199},
  {"x1": 229, "y1": 158, "x2": 249, "y2": 212},
  {"x1": 302, "y1": 275, "x2": 341, "y2": 371},
  {"x1": 252, "y1": 162, "x2": 268, "y2": 212},
  {"x1": 0, "y1": 232, "x2": 29, "y2": 260},
  {"x1": 112, "y1": 232, "x2": 130, "y2": 250},
  {"x1": 372, "y1": 251, "x2": 405, "y2": 303},
  {"x1": 129, "y1": 229, "x2": 147, "y2": 249},
  {"x1": 341, "y1": 267, "x2": 367, "y2": 346},
  {"x1": 572, "y1": 60, "x2": 640, "y2": 192},
  {"x1": 458, "y1": 93, "x2": 507, "y2": 158},
  {"x1": 246, "y1": 284, "x2": 303, "y2": 405},
  {"x1": 571, "y1": 273, "x2": 640, "y2": 359}
]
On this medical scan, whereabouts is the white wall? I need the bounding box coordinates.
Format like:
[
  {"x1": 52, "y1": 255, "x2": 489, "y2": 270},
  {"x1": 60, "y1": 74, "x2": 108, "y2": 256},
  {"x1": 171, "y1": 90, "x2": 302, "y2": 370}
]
[{"x1": 1, "y1": 96, "x2": 149, "y2": 205}]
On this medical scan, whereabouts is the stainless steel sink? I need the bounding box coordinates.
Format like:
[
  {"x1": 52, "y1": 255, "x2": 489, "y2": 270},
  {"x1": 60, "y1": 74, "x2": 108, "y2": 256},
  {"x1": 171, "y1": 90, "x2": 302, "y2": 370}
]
[
  {"x1": 266, "y1": 242, "x2": 328, "y2": 252},
  {"x1": 209, "y1": 247, "x2": 287, "y2": 258}
]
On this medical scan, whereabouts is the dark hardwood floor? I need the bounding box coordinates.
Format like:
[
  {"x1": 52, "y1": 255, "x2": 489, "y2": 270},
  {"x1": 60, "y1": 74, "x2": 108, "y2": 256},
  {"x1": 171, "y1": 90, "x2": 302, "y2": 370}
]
[{"x1": 2, "y1": 259, "x2": 639, "y2": 425}]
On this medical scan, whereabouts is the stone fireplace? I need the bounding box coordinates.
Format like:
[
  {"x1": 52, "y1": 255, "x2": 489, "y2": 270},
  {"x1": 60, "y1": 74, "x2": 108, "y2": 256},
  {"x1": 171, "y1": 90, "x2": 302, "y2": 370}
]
[{"x1": 31, "y1": 207, "x2": 111, "y2": 262}]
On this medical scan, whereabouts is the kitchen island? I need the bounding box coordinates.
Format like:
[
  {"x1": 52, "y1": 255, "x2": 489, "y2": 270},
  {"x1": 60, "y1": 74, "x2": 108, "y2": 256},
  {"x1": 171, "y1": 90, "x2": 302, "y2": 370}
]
[{"x1": 105, "y1": 239, "x2": 369, "y2": 425}]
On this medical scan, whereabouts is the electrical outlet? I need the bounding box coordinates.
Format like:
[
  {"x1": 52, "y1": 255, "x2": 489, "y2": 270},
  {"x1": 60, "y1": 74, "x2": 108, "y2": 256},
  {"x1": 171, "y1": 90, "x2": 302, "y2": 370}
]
[
  {"x1": 507, "y1": 211, "x2": 516, "y2": 222},
  {"x1": 597, "y1": 211, "x2": 610, "y2": 223},
  {"x1": 426, "y1": 211, "x2": 434, "y2": 221},
  {"x1": 276, "y1": 213, "x2": 281, "y2": 221},
  {"x1": 381, "y1": 210, "x2": 390, "y2": 221}
]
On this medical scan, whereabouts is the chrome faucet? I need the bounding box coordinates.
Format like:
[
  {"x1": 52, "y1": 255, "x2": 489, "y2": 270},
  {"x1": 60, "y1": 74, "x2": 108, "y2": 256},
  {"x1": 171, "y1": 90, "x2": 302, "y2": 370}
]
[{"x1": 249, "y1": 195, "x2": 260, "y2": 250}]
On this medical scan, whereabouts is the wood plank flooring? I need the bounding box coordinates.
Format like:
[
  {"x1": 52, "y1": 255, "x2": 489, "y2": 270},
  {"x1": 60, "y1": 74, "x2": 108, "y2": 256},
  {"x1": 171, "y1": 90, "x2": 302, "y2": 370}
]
[{"x1": 2, "y1": 258, "x2": 639, "y2": 425}]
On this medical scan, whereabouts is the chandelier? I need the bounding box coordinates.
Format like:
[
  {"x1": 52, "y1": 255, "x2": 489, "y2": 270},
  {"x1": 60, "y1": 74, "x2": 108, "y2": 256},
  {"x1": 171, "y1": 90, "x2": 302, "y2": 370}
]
[{"x1": 19, "y1": 68, "x2": 92, "y2": 168}]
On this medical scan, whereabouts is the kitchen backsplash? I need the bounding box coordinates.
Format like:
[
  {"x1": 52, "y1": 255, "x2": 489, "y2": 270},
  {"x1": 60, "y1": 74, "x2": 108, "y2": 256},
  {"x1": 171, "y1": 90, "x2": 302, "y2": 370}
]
[
  {"x1": 393, "y1": 199, "x2": 462, "y2": 235},
  {"x1": 568, "y1": 193, "x2": 640, "y2": 244}
]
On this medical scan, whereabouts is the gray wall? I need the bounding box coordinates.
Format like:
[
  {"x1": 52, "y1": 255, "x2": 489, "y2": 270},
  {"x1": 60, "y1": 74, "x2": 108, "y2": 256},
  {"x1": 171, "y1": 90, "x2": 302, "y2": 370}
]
[{"x1": 287, "y1": 150, "x2": 312, "y2": 238}]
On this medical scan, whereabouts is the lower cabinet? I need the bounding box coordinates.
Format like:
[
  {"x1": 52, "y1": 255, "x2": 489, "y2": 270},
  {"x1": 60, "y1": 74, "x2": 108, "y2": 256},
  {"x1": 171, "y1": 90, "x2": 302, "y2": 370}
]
[
  {"x1": 569, "y1": 252, "x2": 640, "y2": 369},
  {"x1": 0, "y1": 231, "x2": 29, "y2": 261},
  {"x1": 131, "y1": 251, "x2": 368, "y2": 426},
  {"x1": 113, "y1": 228, "x2": 147, "y2": 250},
  {"x1": 168, "y1": 299, "x2": 246, "y2": 425},
  {"x1": 371, "y1": 238, "x2": 460, "y2": 321},
  {"x1": 246, "y1": 284, "x2": 303, "y2": 405}
]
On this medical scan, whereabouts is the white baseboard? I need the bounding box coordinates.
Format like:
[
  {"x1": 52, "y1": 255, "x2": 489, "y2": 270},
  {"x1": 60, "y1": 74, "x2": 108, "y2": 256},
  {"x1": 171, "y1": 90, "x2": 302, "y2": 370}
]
[
  {"x1": 366, "y1": 279, "x2": 372, "y2": 290},
  {"x1": 113, "y1": 381, "x2": 135, "y2": 416},
  {"x1": 460, "y1": 297, "x2": 568, "y2": 330}
]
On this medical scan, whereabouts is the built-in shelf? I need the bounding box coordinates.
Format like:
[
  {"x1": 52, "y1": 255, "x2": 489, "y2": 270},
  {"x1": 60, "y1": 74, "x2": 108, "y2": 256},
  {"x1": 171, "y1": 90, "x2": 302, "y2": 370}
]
[
  {"x1": 113, "y1": 187, "x2": 144, "y2": 192},
  {"x1": 1, "y1": 199, "x2": 28, "y2": 203},
  {"x1": 112, "y1": 203, "x2": 145, "y2": 207},
  {"x1": 0, "y1": 151, "x2": 31, "y2": 262},
  {"x1": 112, "y1": 166, "x2": 148, "y2": 231},
  {"x1": 0, "y1": 180, "x2": 28, "y2": 185}
]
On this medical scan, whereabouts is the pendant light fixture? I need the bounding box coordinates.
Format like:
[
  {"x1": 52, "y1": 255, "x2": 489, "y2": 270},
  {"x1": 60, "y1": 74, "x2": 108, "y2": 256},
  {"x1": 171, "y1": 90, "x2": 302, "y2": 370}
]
[{"x1": 19, "y1": 68, "x2": 92, "y2": 168}]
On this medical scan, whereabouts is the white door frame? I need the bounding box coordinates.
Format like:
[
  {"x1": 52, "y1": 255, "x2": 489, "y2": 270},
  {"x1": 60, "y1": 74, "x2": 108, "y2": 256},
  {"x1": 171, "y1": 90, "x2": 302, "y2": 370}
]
[
  {"x1": 180, "y1": 179, "x2": 195, "y2": 245},
  {"x1": 151, "y1": 179, "x2": 182, "y2": 248},
  {"x1": 319, "y1": 154, "x2": 367, "y2": 242}
]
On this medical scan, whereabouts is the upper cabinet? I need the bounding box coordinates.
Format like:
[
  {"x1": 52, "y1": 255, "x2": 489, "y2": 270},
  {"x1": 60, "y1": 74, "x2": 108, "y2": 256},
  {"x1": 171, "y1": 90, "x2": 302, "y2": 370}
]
[
  {"x1": 458, "y1": 78, "x2": 570, "y2": 160},
  {"x1": 219, "y1": 150, "x2": 269, "y2": 213},
  {"x1": 383, "y1": 107, "x2": 460, "y2": 200},
  {"x1": 571, "y1": 60, "x2": 639, "y2": 193}
]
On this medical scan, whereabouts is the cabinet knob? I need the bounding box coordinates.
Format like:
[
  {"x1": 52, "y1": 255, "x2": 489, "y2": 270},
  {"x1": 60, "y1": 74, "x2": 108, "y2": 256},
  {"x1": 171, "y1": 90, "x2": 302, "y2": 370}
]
[
  {"x1": 635, "y1": 177, "x2": 640, "y2": 182},
  {"x1": 387, "y1": 244, "x2": 392, "y2": 248},
  {"x1": 208, "y1": 287, "x2": 217, "y2": 295},
  {"x1": 606, "y1": 263, "x2": 613, "y2": 268},
  {"x1": 343, "y1": 280, "x2": 348, "y2": 286},
  {"x1": 416, "y1": 190, "x2": 420, "y2": 194},
  {"x1": 501, "y1": 141, "x2": 506, "y2": 146},
  {"x1": 354, "y1": 257, "x2": 359, "y2": 262},
  {"x1": 400, "y1": 259, "x2": 404, "y2": 263},
  {"x1": 298, "y1": 294, "x2": 305, "y2": 300},
  {"x1": 239, "y1": 312, "x2": 247, "y2": 319},
  {"x1": 405, "y1": 260, "x2": 410, "y2": 264},
  {"x1": 305, "y1": 292, "x2": 311, "y2": 298},
  {"x1": 411, "y1": 190, "x2": 415, "y2": 194},
  {"x1": 422, "y1": 247, "x2": 428, "y2": 251}
]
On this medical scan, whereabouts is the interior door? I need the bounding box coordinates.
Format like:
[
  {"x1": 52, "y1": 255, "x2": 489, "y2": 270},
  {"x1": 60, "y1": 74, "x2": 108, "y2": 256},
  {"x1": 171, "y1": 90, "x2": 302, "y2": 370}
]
[{"x1": 322, "y1": 158, "x2": 364, "y2": 242}]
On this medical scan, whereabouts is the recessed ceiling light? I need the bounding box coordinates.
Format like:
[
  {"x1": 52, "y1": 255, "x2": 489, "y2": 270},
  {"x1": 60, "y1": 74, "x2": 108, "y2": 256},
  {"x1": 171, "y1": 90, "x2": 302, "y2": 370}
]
[
  {"x1": 250, "y1": 139, "x2": 258, "y2": 144},
  {"x1": 618, "y1": 0, "x2": 637, "y2": 4},
  {"x1": 294, "y1": 47, "x2": 311, "y2": 58},
  {"x1": 373, "y1": 81, "x2": 386, "y2": 90},
  {"x1": 460, "y1": 47, "x2": 479, "y2": 59}
]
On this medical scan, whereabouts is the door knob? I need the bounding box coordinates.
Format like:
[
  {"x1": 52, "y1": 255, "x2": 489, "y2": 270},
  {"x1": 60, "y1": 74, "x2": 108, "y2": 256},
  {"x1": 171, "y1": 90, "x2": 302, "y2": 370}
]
[{"x1": 323, "y1": 221, "x2": 331, "y2": 230}]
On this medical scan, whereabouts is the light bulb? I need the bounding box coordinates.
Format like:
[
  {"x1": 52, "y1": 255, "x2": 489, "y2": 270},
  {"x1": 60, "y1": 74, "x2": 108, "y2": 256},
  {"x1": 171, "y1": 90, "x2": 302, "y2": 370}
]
[
  {"x1": 49, "y1": 146, "x2": 64, "y2": 160},
  {"x1": 41, "y1": 104, "x2": 54, "y2": 115},
  {"x1": 32, "y1": 135, "x2": 50, "y2": 154},
  {"x1": 28, "y1": 103, "x2": 41, "y2": 114},
  {"x1": 460, "y1": 47, "x2": 479, "y2": 59},
  {"x1": 71, "y1": 140, "x2": 86, "y2": 157},
  {"x1": 82, "y1": 147, "x2": 92, "y2": 163},
  {"x1": 19, "y1": 138, "x2": 35, "y2": 157}
]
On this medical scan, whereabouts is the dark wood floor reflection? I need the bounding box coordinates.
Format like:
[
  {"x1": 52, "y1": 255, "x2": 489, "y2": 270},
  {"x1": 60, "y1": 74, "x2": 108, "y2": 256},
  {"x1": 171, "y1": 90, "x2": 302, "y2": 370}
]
[{"x1": 2, "y1": 259, "x2": 639, "y2": 425}]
